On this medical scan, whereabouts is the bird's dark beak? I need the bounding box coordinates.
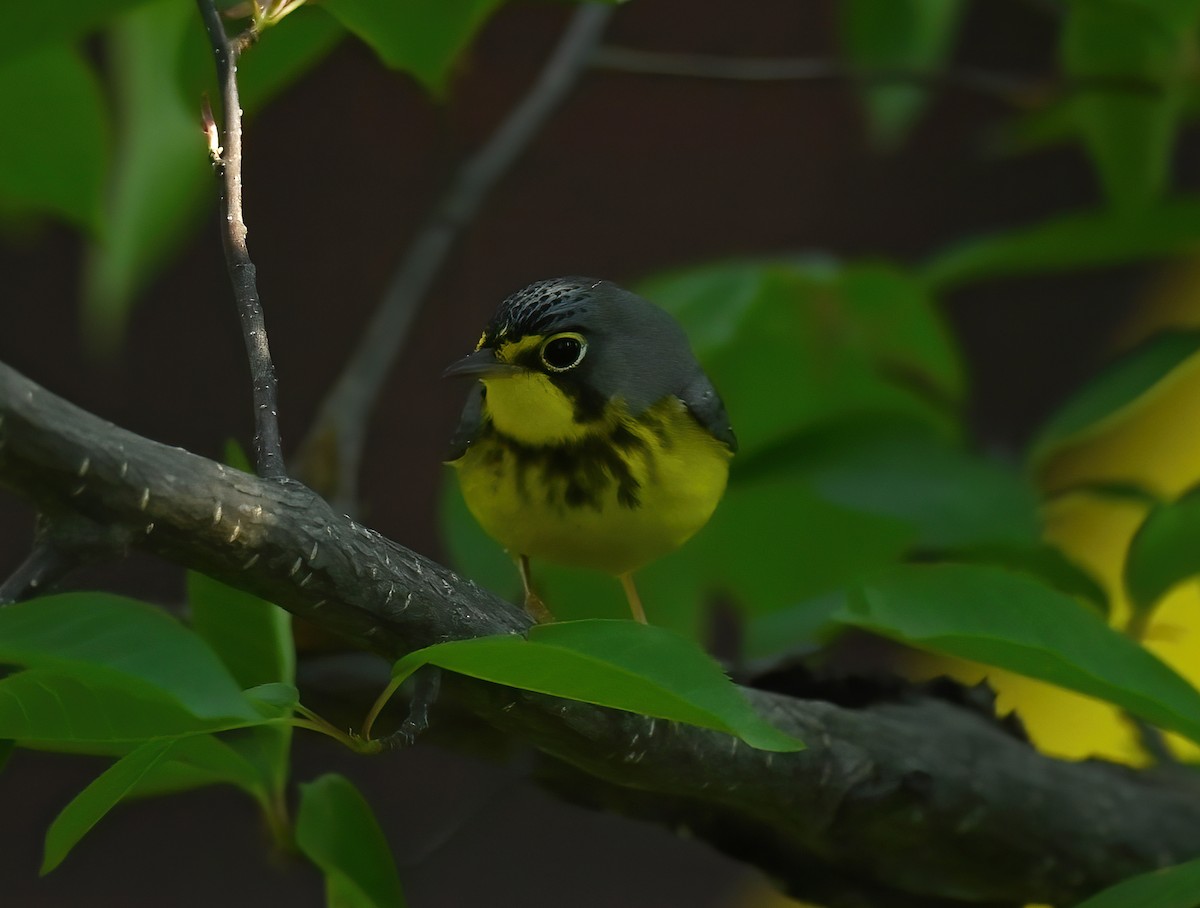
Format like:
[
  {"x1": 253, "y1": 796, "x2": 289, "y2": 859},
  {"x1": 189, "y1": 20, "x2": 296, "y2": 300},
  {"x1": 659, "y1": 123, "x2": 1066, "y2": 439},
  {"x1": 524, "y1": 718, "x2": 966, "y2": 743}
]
[{"x1": 442, "y1": 348, "x2": 523, "y2": 379}]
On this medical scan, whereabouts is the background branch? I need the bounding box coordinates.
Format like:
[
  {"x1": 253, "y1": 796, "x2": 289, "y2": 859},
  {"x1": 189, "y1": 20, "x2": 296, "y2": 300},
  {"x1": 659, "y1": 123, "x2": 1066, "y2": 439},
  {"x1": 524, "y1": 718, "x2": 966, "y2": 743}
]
[
  {"x1": 196, "y1": 0, "x2": 286, "y2": 480},
  {"x1": 2, "y1": 359, "x2": 1198, "y2": 908},
  {"x1": 590, "y1": 47, "x2": 1171, "y2": 107},
  {"x1": 294, "y1": 5, "x2": 613, "y2": 510}
]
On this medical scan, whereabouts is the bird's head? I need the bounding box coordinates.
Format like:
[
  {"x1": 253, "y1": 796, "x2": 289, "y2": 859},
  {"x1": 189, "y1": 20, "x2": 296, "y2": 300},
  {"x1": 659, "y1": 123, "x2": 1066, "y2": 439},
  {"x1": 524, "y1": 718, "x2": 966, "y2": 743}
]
[{"x1": 444, "y1": 277, "x2": 699, "y2": 444}]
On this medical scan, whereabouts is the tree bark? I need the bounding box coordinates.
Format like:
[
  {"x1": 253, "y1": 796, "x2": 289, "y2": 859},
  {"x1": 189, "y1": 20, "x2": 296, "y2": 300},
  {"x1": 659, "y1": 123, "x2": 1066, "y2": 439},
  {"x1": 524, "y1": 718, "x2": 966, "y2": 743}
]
[{"x1": 1, "y1": 360, "x2": 1197, "y2": 908}]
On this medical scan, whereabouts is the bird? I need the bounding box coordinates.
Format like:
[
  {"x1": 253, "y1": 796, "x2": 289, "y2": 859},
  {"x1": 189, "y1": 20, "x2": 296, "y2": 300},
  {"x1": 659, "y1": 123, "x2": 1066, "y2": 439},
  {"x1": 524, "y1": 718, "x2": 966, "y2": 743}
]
[{"x1": 443, "y1": 277, "x2": 736, "y2": 624}]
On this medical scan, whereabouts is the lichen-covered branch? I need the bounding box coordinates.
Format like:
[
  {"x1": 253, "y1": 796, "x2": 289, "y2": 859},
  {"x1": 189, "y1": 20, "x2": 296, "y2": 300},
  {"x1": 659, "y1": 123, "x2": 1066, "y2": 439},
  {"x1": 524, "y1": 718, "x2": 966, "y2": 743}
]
[{"x1": 1, "y1": 359, "x2": 1197, "y2": 908}]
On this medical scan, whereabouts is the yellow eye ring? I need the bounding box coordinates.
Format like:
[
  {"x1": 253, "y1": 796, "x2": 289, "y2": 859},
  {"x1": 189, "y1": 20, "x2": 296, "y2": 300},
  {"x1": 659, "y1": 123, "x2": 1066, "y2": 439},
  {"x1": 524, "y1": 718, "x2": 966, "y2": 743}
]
[{"x1": 539, "y1": 332, "x2": 588, "y2": 372}]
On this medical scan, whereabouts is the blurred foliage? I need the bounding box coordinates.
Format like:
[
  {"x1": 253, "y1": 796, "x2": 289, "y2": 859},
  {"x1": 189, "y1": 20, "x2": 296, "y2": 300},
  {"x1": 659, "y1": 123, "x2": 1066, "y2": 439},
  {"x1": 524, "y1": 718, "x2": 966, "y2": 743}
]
[
  {"x1": 1061, "y1": 0, "x2": 1194, "y2": 210},
  {"x1": 296, "y1": 774, "x2": 407, "y2": 908},
  {"x1": 7, "y1": 0, "x2": 1200, "y2": 906},
  {"x1": 838, "y1": 0, "x2": 964, "y2": 147},
  {"x1": 1072, "y1": 856, "x2": 1200, "y2": 908}
]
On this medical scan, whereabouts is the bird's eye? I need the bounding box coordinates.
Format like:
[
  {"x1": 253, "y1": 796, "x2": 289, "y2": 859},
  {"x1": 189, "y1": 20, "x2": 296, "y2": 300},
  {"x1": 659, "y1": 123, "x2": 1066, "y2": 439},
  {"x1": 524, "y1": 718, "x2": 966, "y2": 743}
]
[{"x1": 539, "y1": 333, "x2": 587, "y2": 372}]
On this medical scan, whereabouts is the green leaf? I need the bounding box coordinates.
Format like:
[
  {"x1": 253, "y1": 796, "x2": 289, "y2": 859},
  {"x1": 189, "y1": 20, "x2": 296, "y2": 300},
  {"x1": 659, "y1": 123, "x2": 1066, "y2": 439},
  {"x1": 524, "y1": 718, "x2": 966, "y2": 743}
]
[
  {"x1": 1125, "y1": 485, "x2": 1200, "y2": 613},
  {"x1": 244, "y1": 682, "x2": 301, "y2": 716},
  {"x1": 0, "y1": 593, "x2": 255, "y2": 722},
  {"x1": 839, "y1": 0, "x2": 964, "y2": 148},
  {"x1": 124, "y1": 732, "x2": 269, "y2": 799},
  {"x1": 83, "y1": 0, "x2": 210, "y2": 352},
  {"x1": 0, "y1": 669, "x2": 240, "y2": 749},
  {"x1": 1045, "y1": 479, "x2": 1163, "y2": 509},
  {"x1": 0, "y1": 739, "x2": 14, "y2": 774},
  {"x1": 296, "y1": 774, "x2": 406, "y2": 908},
  {"x1": 0, "y1": 0, "x2": 153, "y2": 66},
  {"x1": 187, "y1": 567, "x2": 295, "y2": 805},
  {"x1": 1062, "y1": 2, "x2": 1195, "y2": 209},
  {"x1": 744, "y1": 542, "x2": 1109, "y2": 660},
  {"x1": 222, "y1": 437, "x2": 254, "y2": 473},
  {"x1": 42, "y1": 733, "x2": 268, "y2": 872},
  {"x1": 1073, "y1": 856, "x2": 1200, "y2": 908},
  {"x1": 840, "y1": 563, "x2": 1200, "y2": 745},
  {"x1": 923, "y1": 201, "x2": 1200, "y2": 290},
  {"x1": 738, "y1": 419, "x2": 1039, "y2": 550},
  {"x1": 0, "y1": 44, "x2": 108, "y2": 231},
  {"x1": 744, "y1": 591, "x2": 849, "y2": 660},
  {"x1": 393, "y1": 620, "x2": 804, "y2": 751},
  {"x1": 1031, "y1": 330, "x2": 1200, "y2": 470},
  {"x1": 188, "y1": 572, "x2": 296, "y2": 689},
  {"x1": 641, "y1": 259, "x2": 964, "y2": 457},
  {"x1": 322, "y1": 0, "x2": 503, "y2": 91},
  {"x1": 42, "y1": 738, "x2": 177, "y2": 875},
  {"x1": 941, "y1": 541, "x2": 1110, "y2": 617}
]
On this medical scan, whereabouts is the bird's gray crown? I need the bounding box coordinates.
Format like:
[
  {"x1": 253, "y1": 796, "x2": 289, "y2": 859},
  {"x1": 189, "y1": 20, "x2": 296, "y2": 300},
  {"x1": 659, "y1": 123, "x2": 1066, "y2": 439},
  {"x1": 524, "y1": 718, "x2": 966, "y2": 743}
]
[{"x1": 485, "y1": 276, "x2": 601, "y2": 342}]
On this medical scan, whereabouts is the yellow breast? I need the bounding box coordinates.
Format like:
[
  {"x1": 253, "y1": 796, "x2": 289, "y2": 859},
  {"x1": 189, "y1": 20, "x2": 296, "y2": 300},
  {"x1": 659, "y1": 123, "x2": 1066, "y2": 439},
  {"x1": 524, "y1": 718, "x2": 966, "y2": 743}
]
[{"x1": 451, "y1": 376, "x2": 731, "y2": 576}]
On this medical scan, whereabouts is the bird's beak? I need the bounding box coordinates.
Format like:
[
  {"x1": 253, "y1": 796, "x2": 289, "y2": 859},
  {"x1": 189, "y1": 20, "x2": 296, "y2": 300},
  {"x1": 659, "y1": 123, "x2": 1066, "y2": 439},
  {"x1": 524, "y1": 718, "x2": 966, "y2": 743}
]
[{"x1": 442, "y1": 348, "x2": 524, "y2": 379}]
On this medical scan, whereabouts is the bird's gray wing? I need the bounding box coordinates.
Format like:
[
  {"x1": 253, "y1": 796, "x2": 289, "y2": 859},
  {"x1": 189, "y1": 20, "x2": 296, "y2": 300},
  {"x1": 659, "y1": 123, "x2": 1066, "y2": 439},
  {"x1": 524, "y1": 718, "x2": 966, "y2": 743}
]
[
  {"x1": 446, "y1": 384, "x2": 486, "y2": 461},
  {"x1": 678, "y1": 370, "x2": 737, "y2": 453}
]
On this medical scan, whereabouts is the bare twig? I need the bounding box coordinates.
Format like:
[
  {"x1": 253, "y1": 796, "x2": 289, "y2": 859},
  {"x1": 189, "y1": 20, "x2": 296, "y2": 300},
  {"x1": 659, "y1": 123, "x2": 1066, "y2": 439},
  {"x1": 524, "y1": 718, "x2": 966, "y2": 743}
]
[
  {"x1": 591, "y1": 47, "x2": 1172, "y2": 107},
  {"x1": 196, "y1": 0, "x2": 286, "y2": 481},
  {"x1": 295, "y1": 5, "x2": 613, "y2": 510}
]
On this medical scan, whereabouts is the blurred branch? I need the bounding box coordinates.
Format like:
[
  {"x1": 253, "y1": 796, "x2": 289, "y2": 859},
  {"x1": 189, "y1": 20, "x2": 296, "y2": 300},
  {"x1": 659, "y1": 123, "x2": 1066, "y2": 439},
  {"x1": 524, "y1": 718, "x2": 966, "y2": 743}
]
[
  {"x1": 196, "y1": 0, "x2": 287, "y2": 480},
  {"x1": 591, "y1": 47, "x2": 1171, "y2": 108},
  {"x1": 3, "y1": 358, "x2": 1200, "y2": 908},
  {"x1": 294, "y1": 5, "x2": 613, "y2": 511},
  {"x1": 0, "y1": 513, "x2": 135, "y2": 605},
  {"x1": 0, "y1": 543, "x2": 73, "y2": 605}
]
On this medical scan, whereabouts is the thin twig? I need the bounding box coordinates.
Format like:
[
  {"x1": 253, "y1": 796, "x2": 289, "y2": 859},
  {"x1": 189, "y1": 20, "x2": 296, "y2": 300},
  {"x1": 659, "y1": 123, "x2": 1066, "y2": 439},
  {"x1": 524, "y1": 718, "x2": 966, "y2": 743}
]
[
  {"x1": 294, "y1": 5, "x2": 613, "y2": 510},
  {"x1": 196, "y1": 0, "x2": 287, "y2": 481},
  {"x1": 591, "y1": 47, "x2": 1172, "y2": 107}
]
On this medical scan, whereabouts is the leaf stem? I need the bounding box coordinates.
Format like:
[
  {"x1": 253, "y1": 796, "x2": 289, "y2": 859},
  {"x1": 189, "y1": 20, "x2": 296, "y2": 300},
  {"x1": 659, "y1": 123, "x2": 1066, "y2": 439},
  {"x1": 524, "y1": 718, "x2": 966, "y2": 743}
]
[
  {"x1": 292, "y1": 704, "x2": 380, "y2": 754},
  {"x1": 361, "y1": 676, "x2": 404, "y2": 741}
]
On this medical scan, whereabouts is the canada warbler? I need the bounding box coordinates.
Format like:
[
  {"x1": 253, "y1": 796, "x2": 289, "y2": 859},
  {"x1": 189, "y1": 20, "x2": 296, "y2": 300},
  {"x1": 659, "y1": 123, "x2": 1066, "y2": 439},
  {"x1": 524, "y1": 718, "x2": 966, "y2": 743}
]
[{"x1": 443, "y1": 277, "x2": 736, "y2": 623}]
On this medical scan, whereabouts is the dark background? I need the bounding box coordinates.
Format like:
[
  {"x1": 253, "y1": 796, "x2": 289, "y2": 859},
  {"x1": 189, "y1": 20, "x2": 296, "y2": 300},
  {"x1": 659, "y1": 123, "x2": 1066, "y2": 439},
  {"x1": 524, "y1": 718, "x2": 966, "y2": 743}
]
[{"x1": 0, "y1": 1, "x2": 1168, "y2": 905}]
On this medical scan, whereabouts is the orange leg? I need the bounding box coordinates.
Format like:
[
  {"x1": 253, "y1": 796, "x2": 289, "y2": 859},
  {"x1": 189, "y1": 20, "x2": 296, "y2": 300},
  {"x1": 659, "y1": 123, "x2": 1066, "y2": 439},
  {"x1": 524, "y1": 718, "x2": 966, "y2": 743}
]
[
  {"x1": 619, "y1": 572, "x2": 648, "y2": 624},
  {"x1": 517, "y1": 554, "x2": 554, "y2": 624}
]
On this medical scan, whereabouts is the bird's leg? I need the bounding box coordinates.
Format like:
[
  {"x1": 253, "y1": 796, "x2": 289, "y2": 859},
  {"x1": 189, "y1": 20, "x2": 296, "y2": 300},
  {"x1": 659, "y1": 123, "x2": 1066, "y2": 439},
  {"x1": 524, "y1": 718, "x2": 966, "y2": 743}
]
[
  {"x1": 619, "y1": 572, "x2": 648, "y2": 624},
  {"x1": 517, "y1": 554, "x2": 554, "y2": 623}
]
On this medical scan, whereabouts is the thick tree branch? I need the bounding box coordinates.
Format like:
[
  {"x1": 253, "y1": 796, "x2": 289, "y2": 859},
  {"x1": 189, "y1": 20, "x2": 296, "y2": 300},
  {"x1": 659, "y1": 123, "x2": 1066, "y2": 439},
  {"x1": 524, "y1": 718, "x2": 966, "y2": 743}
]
[
  {"x1": 1, "y1": 360, "x2": 1198, "y2": 908},
  {"x1": 294, "y1": 5, "x2": 613, "y2": 509}
]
